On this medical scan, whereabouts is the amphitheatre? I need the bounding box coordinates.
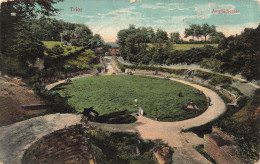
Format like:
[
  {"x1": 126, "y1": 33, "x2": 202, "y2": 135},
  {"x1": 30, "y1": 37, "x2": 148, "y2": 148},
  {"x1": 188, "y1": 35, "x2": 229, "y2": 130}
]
[
  {"x1": 2, "y1": 56, "x2": 254, "y2": 164},
  {"x1": 0, "y1": 1, "x2": 259, "y2": 163}
]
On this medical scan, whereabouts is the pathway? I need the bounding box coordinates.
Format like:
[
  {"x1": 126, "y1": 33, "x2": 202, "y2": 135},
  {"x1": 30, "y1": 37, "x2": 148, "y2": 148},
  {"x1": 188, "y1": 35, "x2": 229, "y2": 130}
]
[{"x1": 45, "y1": 74, "x2": 92, "y2": 91}]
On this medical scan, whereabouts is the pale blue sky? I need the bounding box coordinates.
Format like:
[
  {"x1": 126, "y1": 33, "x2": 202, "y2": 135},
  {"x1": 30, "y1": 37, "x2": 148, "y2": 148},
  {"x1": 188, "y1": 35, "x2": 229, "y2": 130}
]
[{"x1": 53, "y1": 0, "x2": 260, "y2": 41}]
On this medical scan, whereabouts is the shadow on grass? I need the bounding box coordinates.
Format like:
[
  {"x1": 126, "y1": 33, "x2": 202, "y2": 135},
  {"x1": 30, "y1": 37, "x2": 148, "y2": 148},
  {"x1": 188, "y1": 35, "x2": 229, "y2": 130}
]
[
  {"x1": 95, "y1": 110, "x2": 137, "y2": 124},
  {"x1": 50, "y1": 82, "x2": 72, "y2": 91}
]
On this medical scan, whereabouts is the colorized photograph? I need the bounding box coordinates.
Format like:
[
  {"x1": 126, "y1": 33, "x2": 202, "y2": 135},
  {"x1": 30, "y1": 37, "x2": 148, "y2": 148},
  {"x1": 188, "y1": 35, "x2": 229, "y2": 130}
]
[{"x1": 0, "y1": 0, "x2": 259, "y2": 164}]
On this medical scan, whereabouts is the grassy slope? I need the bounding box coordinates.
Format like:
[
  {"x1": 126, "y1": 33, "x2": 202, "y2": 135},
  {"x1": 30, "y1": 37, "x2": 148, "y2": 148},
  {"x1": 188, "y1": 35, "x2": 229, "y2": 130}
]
[
  {"x1": 43, "y1": 41, "x2": 82, "y2": 56},
  {"x1": 53, "y1": 75, "x2": 207, "y2": 122},
  {"x1": 147, "y1": 43, "x2": 218, "y2": 51},
  {"x1": 173, "y1": 44, "x2": 218, "y2": 51}
]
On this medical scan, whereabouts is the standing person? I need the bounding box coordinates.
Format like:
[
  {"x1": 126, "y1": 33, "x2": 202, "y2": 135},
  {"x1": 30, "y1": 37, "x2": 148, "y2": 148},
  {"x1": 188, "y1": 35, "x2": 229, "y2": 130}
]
[{"x1": 208, "y1": 97, "x2": 211, "y2": 106}]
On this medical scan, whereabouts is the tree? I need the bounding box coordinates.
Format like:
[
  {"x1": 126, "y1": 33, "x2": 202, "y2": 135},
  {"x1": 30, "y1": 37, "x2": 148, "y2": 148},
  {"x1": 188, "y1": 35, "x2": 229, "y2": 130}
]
[
  {"x1": 170, "y1": 32, "x2": 180, "y2": 43},
  {"x1": 155, "y1": 29, "x2": 168, "y2": 43},
  {"x1": 0, "y1": 0, "x2": 63, "y2": 76},
  {"x1": 214, "y1": 24, "x2": 260, "y2": 80},
  {"x1": 184, "y1": 24, "x2": 202, "y2": 40},
  {"x1": 209, "y1": 31, "x2": 225, "y2": 43},
  {"x1": 201, "y1": 23, "x2": 216, "y2": 41}
]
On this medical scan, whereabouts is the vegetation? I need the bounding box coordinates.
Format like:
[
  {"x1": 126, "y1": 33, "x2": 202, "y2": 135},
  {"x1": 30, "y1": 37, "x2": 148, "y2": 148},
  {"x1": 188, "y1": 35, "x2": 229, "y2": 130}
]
[
  {"x1": 52, "y1": 75, "x2": 208, "y2": 122},
  {"x1": 186, "y1": 89, "x2": 260, "y2": 163},
  {"x1": 43, "y1": 41, "x2": 82, "y2": 56},
  {"x1": 91, "y1": 131, "x2": 158, "y2": 164},
  {"x1": 173, "y1": 44, "x2": 218, "y2": 51},
  {"x1": 213, "y1": 25, "x2": 260, "y2": 80},
  {"x1": 184, "y1": 23, "x2": 221, "y2": 42},
  {"x1": 195, "y1": 70, "x2": 233, "y2": 85},
  {"x1": 0, "y1": 1, "x2": 103, "y2": 78},
  {"x1": 117, "y1": 25, "x2": 218, "y2": 66},
  {"x1": 117, "y1": 24, "x2": 260, "y2": 81}
]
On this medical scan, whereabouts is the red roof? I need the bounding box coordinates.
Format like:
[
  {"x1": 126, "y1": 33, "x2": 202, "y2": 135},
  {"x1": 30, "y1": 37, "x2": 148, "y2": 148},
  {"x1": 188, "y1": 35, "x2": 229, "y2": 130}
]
[{"x1": 109, "y1": 49, "x2": 120, "y2": 55}]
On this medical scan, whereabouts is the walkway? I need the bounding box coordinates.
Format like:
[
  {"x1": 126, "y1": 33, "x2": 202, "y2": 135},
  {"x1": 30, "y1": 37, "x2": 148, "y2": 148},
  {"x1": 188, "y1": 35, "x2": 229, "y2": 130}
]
[{"x1": 45, "y1": 74, "x2": 92, "y2": 91}]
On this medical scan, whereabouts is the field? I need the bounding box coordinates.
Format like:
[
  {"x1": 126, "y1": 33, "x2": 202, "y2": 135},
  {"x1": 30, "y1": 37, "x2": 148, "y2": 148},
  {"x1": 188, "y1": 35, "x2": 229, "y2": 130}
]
[
  {"x1": 52, "y1": 75, "x2": 208, "y2": 122},
  {"x1": 173, "y1": 44, "x2": 218, "y2": 50},
  {"x1": 43, "y1": 41, "x2": 83, "y2": 56},
  {"x1": 147, "y1": 43, "x2": 218, "y2": 51}
]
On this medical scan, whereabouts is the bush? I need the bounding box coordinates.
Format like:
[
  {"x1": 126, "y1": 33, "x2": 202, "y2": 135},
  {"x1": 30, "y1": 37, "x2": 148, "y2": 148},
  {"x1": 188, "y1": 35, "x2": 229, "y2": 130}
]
[{"x1": 52, "y1": 45, "x2": 64, "y2": 55}]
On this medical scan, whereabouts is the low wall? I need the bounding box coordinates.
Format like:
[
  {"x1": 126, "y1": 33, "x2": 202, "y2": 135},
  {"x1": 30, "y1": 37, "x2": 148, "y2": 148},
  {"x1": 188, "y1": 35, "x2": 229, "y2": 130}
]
[
  {"x1": 43, "y1": 70, "x2": 94, "y2": 85},
  {"x1": 22, "y1": 124, "x2": 96, "y2": 164},
  {"x1": 212, "y1": 127, "x2": 235, "y2": 144},
  {"x1": 204, "y1": 128, "x2": 247, "y2": 164}
]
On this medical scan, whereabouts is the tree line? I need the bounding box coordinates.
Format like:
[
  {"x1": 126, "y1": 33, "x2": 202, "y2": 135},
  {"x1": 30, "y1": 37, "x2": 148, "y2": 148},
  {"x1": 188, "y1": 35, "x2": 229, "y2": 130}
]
[
  {"x1": 184, "y1": 23, "x2": 224, "y2": 42},
  {"x1": 117, "y1": 25, "x2": 218, "y2": 64},
  {"x1": 117, "y1": 24, "x2": 260, "y2": 81},
  {"x1": 0, "y1": 0, "x2": 103, "y2": 78}
]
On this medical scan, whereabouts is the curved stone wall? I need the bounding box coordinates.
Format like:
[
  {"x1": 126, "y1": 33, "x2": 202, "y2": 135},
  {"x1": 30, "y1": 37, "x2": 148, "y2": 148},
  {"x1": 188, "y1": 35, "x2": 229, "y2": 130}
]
[{"x1": 22, "y1": 124, "x2": 96, "y2": 164}]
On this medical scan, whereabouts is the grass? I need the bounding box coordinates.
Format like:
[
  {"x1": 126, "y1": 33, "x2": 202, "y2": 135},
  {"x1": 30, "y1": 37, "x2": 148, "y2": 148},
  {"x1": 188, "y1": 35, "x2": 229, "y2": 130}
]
[
  {"x1": 147, "y1": 43, "x2": 218, "y2": 51},
  {"x1": 173, "y1": 44, "x2": 218, "y2": 50},
  {"x1": 43, "y1": 41, "x2": 83, "y2": 56},
  {"x1": 52, "y1": 75, "x2": 208, "y2": 122}
]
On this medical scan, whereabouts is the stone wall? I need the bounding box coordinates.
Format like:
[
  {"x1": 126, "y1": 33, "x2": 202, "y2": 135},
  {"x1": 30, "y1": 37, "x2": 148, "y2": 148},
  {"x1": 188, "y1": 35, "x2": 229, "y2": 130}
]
[
  {"x1": 204, "y1": 128, "x2": 247, "y2": 164},
  {"x1": 22, "y1": 124, "x2": 96, "y2": 164}
]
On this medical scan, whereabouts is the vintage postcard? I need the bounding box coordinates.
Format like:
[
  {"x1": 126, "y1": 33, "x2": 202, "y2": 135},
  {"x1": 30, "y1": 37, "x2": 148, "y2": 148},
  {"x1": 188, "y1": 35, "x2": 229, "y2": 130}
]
[{"x1": 0, "y1": 0, "x2": 259, "y2": 164}]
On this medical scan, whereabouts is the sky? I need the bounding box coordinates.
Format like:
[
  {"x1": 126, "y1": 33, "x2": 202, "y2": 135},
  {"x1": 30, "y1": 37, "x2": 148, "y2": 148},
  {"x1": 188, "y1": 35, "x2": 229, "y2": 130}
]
[{"x1": 51, "y1": 0, "x2": 260, "y2": 42}]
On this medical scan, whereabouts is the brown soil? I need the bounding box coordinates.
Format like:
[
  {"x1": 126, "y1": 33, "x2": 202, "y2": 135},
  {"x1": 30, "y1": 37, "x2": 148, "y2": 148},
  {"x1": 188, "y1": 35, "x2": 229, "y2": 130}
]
[{"x1": 0, "y1": 76, "x2": 47, "y2": 126}]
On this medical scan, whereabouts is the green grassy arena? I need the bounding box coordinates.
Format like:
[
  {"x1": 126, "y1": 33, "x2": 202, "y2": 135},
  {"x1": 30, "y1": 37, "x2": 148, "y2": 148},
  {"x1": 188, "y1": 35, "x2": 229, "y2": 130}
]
[{"x1": 52, "y1": 75, "x2": 208, "y2": 122}]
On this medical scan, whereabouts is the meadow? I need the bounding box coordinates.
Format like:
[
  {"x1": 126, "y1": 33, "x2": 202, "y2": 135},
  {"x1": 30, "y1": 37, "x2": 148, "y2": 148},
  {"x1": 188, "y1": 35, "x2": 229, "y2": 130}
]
[
  {"x1": 147, "y1": 43, "x2": 218, "y2": 51},
  {"x1": 173, "y1": 44, "x2": 218, "y2": 50},
  {"x1": 52, "y1": 75, "x2": 208, "y2": 122}
]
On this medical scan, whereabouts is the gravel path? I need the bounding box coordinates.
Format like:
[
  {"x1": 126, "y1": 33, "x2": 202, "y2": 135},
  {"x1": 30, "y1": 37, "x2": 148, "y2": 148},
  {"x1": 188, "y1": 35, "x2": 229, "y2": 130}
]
[{"x1": 0, "y1": 114, "x2": 82, "y2": 164}]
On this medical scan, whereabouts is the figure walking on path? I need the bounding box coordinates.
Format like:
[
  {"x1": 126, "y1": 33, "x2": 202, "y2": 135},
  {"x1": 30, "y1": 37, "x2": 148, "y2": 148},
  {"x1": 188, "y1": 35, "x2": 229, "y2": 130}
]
[{"x1": 208, "y1": 97, "x2": 211, "y2": 106}]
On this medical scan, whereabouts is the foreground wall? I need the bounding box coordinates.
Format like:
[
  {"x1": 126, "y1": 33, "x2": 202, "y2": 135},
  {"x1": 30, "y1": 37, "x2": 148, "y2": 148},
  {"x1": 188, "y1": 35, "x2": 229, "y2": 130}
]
[
  {"x1": 22, "y1": 124, "x2": 96, "y2": 164},
  {"x1": 204, "y1": 127, "x2": 247, "y2": 164}
]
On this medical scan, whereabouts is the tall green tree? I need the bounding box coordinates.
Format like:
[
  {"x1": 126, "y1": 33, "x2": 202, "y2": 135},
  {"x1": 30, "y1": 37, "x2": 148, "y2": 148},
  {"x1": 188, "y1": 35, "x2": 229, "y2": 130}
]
[
  {"x1": 170, "y1": 32, "x2": 180, "y2": 43},
  {"x1": 155, "y1": 29, "x2": 168, "y2": 43},
  {"x1": 201, "y1": 23, "x2": 216, "y2": 41},
  {"x1": 0, "y1": 0, "x2": 63, "y2": 76},
  {"x1": 209, "y1": 31, "x2": 225, "y2": 43},
  {"x1": 184, "y1": 24, "x2": 202, "y2": 40}
]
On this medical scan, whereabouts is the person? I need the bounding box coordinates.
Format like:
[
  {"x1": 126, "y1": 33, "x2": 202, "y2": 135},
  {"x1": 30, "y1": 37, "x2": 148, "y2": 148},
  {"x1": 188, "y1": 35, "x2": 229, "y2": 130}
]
[{"x1": 208, "y1": 97, "x2": 211, "y2": 106}]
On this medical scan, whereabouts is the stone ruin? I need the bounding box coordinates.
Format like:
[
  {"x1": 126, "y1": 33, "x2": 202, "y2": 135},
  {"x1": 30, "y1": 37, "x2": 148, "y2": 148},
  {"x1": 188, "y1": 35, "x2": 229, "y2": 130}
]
[
  {"x1": 204, "y1": 127, "x2": 247, "y2": 164},
  {"x1": 183, "y1": 101, "x2": 199, "y2": 111}
]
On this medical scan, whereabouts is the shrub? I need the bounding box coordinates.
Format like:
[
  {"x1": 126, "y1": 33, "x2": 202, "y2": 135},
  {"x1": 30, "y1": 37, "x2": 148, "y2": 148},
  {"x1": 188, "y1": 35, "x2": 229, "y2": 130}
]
[{"x1": 52, "y1": 45, "x2": 64, "y2": 55}]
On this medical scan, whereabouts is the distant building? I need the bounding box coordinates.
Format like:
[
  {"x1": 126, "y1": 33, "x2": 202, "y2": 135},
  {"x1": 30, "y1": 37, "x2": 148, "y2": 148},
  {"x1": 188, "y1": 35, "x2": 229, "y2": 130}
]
[
  {"x1": 109, "y1": 48, "x2": 120, "y2": 56},
  {"x1": 94, "y1": 47, "x2": 105, "y2": 56}
]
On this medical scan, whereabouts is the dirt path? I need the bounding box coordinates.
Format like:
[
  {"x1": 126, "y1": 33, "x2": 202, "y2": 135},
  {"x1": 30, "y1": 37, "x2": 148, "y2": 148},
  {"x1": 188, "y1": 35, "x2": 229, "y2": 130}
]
[
  {"x1": 45, "y1": 74, "x2": 93, "y2": 91},
  {"x1": 0, "y1": 113, "x2": 82, "y2": 164}
]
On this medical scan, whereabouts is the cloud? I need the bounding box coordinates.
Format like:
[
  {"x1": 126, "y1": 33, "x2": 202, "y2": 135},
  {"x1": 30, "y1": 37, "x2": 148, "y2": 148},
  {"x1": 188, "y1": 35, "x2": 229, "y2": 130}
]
[
  {"x1": 140, "y1": 2, "x2": 183, "y2": 10},
  {"x1": 192, "y1": 3, "x2": 237, "y2": 19},
  {"x1": 139, "y1": 4, "x2": 168, "y2": 9},
  {"x1": 101, "y1": 6, "x2": 141, "y2": 17},
  {"x1": 60, "y1": 14, "x2": 94, "y2": 19}
]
